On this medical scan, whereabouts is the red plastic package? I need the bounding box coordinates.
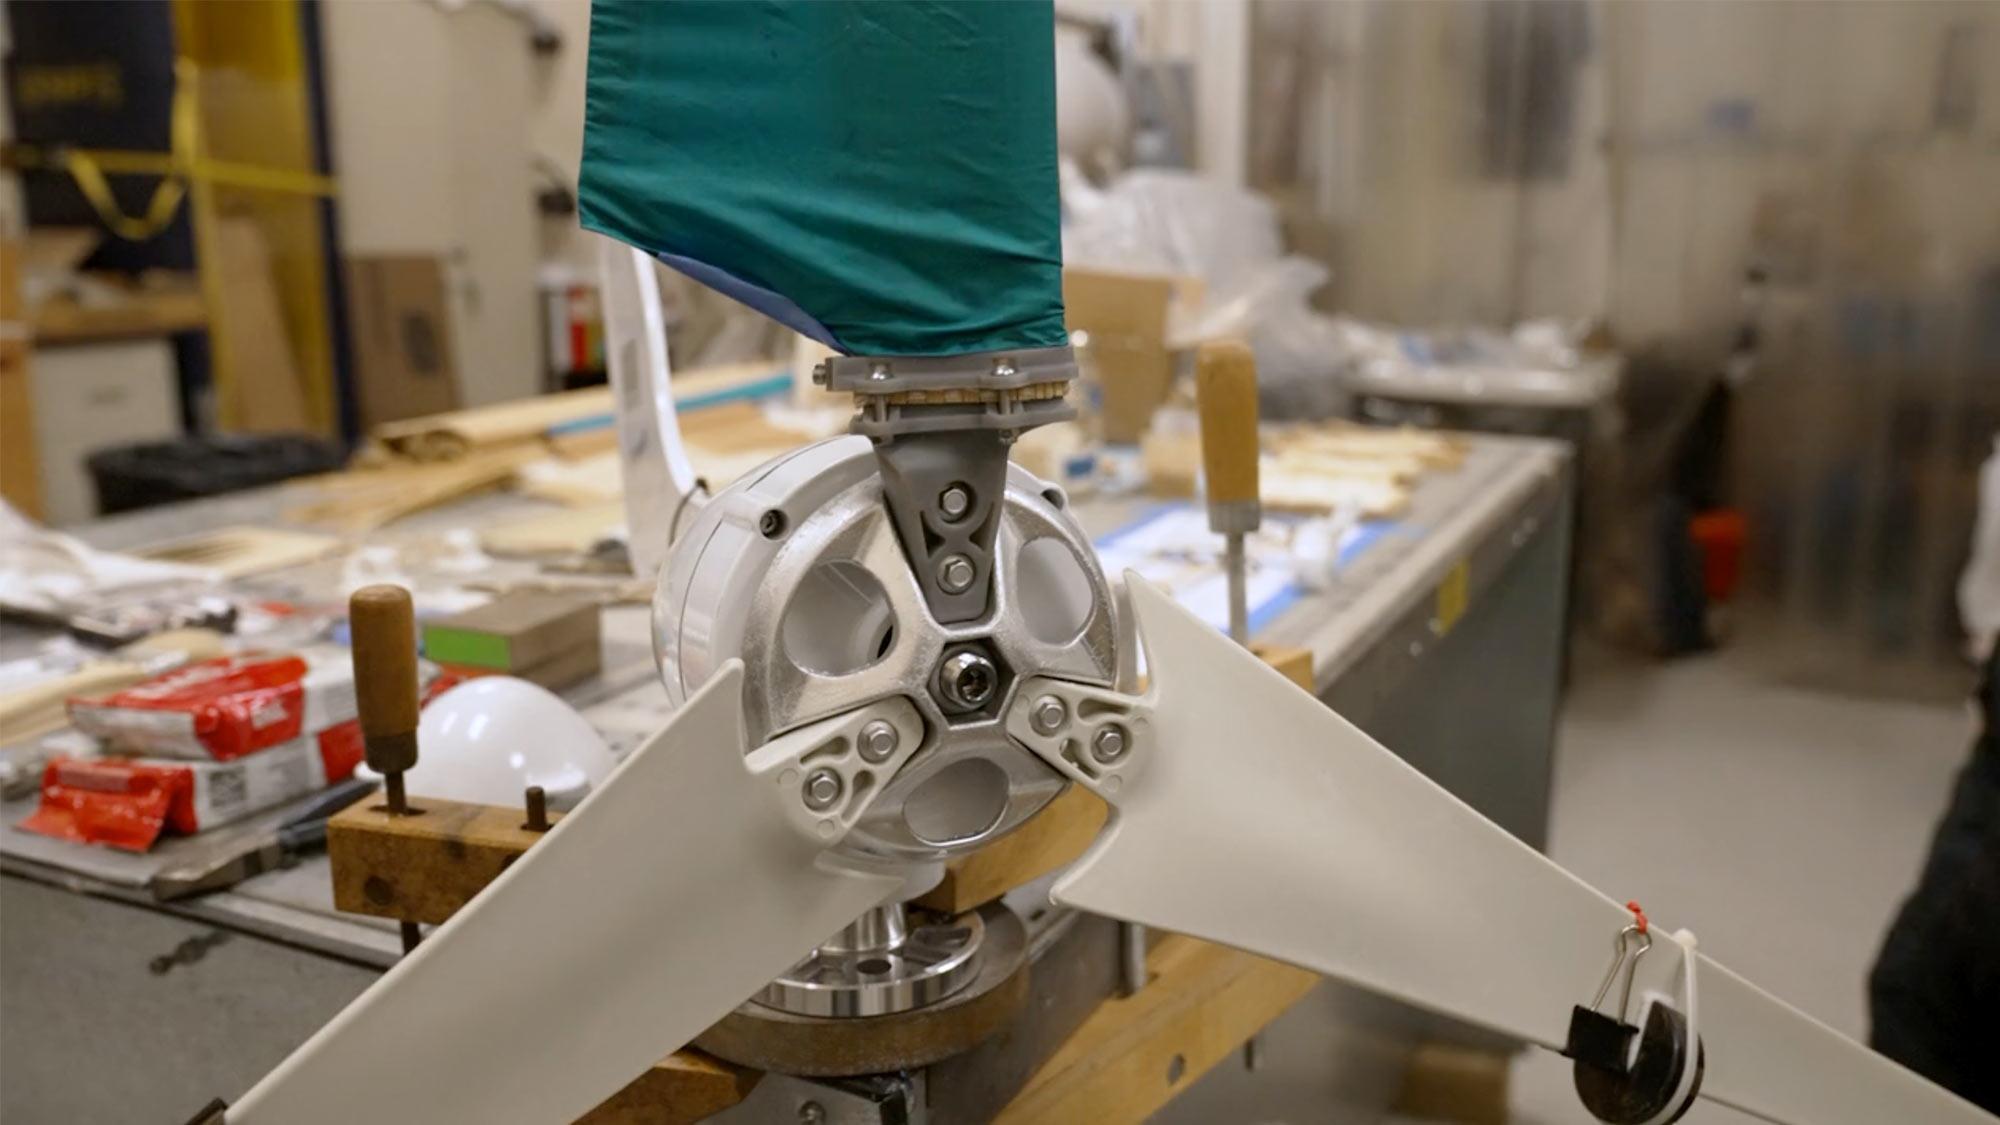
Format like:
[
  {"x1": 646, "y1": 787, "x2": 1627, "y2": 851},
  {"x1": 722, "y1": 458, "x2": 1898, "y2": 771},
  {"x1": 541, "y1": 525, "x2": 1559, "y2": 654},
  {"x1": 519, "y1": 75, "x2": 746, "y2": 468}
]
[
  {"x1": 25, "y1": 673, "x2": 459, "y2": 852},
  {"x1": 67, "y1": 648, "x2": 365, "y2": 761}
]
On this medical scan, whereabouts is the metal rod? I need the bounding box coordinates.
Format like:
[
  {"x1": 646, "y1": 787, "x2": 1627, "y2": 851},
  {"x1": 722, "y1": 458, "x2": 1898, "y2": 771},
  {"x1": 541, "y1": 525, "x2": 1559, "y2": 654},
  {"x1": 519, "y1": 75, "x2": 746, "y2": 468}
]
[
  {"x1": 399, "y1": 920, "x2": 421, "y2": 953},
  {"x1": 1225, "y1": 533, "x2": 1249, "y2": 645},
  {"x1": 523, "y1": 786, "x2": 550, "y2": 832},
  {"x1": 383, "y1": 772, "x2": 408, "y2": 816},
  {"x1": 1118, "y1": 920, "x2": 1147, "y2": 997}
]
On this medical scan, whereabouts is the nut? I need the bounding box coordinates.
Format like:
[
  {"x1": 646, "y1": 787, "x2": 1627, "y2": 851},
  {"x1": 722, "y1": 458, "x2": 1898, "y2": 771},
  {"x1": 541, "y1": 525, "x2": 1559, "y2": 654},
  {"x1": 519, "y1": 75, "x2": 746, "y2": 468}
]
[
  {"x1": 937, "y1": 554, "x2": 976, "y2": 594},
  {"x1": 1090, "y1": 724, "x2": 1129, "y2": 765},
  {"x1": 1030, "y1": 695, "x2": 1067, "y2": 735},
  {"x1": 858, "y1": 720, "x2": 899, "y2": 763},
  {"x1": 803, "y1": 768, "x2": 843, "y2": 811},
  {"x1": 938, "y1": 484, "x2": 971, "y2": 522}
]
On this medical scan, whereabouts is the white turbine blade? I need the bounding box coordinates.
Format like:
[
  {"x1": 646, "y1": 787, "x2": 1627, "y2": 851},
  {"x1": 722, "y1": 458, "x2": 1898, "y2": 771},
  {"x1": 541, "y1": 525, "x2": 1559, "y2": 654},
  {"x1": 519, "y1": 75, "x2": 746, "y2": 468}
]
[
  {"x1": 230, "y1": 663, "x2": 904, "y2": 1125},
  {"x1": 1049, "y1": 575, "x2": 1992, "y2": 1125}
]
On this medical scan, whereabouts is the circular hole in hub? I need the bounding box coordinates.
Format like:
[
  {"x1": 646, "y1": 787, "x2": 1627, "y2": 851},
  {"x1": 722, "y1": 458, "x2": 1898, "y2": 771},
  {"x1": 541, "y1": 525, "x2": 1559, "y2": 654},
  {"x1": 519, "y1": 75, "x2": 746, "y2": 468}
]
[
  {"x1": 857, "y1": 957, "x2": 893, "y2": 975},
  {"x1": 781, "y1": 561, "x2": 897, "y2": 676},
  {"x1": 1016, "y1": 538, "x2": 1096, "y2": 645},
  {"x1": 902, "y1": 757, "x2": 1011, "y2": 846}
]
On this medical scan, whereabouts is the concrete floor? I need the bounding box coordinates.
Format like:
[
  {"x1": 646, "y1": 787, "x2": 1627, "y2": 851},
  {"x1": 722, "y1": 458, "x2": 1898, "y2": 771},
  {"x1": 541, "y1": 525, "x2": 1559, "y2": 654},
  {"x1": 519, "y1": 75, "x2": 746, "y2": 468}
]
[{"x1": 1505, "y1": 640, "x2": 1974, "y2": 1124}]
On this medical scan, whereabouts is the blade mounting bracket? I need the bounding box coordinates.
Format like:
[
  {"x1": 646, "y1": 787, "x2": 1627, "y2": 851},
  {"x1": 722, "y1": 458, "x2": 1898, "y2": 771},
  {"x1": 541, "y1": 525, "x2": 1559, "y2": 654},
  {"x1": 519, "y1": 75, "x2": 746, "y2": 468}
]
[
  {"x1": 1003, "y1": 676, "x2": 1153, "y2": 800},
  {"x1": 749, "y1": 696, "x2": 929, "y2": 852}
]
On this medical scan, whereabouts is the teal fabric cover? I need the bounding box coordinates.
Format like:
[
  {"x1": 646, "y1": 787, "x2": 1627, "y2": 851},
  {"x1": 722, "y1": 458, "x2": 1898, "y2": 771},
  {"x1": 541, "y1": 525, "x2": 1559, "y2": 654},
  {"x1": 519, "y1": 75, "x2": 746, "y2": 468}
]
[{"x1": 580, "y1": 0, "x2": 1067, "y2": 358}]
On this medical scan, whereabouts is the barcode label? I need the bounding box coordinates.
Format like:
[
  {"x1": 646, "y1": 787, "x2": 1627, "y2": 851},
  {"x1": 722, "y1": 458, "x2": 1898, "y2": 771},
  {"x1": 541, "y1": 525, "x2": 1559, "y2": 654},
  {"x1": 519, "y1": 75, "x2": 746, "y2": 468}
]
[{"x1": 207, "y1": 766, "x2": 249, "y2": 818}]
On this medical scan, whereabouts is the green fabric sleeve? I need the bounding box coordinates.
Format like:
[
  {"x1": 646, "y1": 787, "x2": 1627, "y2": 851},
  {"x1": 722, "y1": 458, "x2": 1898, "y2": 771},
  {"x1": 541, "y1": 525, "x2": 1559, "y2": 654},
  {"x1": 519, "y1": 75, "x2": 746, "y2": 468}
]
[{"x1": 580, "y1": 0, "x2": 1067, "y2": 358}]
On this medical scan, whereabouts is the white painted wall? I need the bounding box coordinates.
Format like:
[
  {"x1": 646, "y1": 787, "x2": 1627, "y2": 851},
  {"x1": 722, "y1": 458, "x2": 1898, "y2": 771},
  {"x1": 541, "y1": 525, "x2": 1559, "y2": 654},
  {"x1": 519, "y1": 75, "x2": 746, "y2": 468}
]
[{"x1": 320, "y1": 0, "x2": 541, "y2": 406}]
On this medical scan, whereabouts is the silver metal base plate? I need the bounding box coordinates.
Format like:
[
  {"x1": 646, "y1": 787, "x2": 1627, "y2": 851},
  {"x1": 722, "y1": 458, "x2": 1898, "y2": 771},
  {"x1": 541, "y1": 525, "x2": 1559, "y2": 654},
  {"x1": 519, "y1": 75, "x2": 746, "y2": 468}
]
[{"x1": 752, "y1": 906, "x2": 985, "y2": 1019}]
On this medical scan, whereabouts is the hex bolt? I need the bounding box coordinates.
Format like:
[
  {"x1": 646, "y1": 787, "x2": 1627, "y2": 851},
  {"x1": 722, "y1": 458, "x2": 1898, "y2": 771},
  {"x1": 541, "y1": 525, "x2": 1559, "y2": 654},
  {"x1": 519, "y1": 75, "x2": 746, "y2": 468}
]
[
  {"x1": 937, "y1": 554, "x2": 976, "y2": 594},
  {"x1": 1030, "y1": 695, "x2": 1068, "y2": 735},
  {"x1": 803, "y1": 768, "x2": 844, "y2": 812},
  {"x1": 938, "y1": 650, "x2": 998, "y2": 711},
  {"x1": 938, "y1": 484, "x2": 972, "y2": 522},
  {"x1": 859, "y1": 719, "x2": 899, "y2": 763},
  {"x1": 1091, "y1": 724, "x2": 1130, "y2": 765}
]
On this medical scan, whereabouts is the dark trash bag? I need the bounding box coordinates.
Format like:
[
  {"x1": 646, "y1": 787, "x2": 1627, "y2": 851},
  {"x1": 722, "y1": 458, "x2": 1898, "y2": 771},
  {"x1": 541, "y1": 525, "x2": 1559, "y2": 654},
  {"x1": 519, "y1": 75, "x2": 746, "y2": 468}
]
[{"x1": 87, "y1": 434, "x2": 344, "y2": 516}]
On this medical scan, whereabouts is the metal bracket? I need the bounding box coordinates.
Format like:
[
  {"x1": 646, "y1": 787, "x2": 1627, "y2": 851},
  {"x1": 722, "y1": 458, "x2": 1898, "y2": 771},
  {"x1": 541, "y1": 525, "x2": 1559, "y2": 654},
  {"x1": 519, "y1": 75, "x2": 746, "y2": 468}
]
[
  {"x1": 749, "y1": 697, "x2": 927, "y2": 851},
  {"x1": 738, "y1": 1070, "x2": 928, "y2": 1125},
  {"x1": 818, "y1": 348, "x2": 1078, "y2": 624},
  {"x1": 1002, "y1": 676, "x2": 1153, "y2": 801}
]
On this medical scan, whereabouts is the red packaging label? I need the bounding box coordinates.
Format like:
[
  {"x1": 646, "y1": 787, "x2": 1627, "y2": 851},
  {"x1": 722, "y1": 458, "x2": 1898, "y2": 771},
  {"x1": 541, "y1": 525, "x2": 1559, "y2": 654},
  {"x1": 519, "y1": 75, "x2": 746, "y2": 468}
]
[{"x1": 66, "y1": 648, "x2": 370, "y2": 761}]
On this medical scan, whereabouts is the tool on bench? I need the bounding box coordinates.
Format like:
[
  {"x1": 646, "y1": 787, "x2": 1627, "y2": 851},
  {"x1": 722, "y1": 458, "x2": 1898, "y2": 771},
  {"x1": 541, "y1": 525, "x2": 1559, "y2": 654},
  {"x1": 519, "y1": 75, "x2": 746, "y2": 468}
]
[
  {"x1": 152, "y1": 777, "x2": 376, "y2": 900},
  {"x1": 348, "y1": 584, "x2": 425, "y2": 952},
  {"x1": 1195, "y1": 339, "x2": 1261, "y2": 645}
]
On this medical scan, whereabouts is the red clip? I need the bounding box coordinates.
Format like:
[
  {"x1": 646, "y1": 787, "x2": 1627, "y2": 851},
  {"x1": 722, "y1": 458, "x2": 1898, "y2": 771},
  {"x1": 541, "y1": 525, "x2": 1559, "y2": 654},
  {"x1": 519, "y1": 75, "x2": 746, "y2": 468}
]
[{"x1": 1625, "y1": 900, "x2": 1649, "y2": 934}]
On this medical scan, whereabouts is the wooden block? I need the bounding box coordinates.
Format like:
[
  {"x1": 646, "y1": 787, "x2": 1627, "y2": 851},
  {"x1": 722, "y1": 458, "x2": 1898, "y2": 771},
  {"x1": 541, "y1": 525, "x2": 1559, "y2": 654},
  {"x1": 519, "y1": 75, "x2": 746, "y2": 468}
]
[
  {"x1": 1249, "y1": 644, "x2": 1313, "y2": 692},
  {"x1": 994, "y1": 935, "x2": 1319, "y2": 1125},
  {"x1": 1392, "y1": 1041, "x2": 1512, "y2": 1125},
  {"x1": 327, "y1": 796, "x2": 559, "y2": 926},
  {"x1": 914, "y1": 784, "x2": 1109, "y2": 915},
  {"x1": 575, "y1": 1051, "x2": 761, "y2": 1125},
  {"x1": 421, "y1": 590, "x2": 601, "y2": 674}
]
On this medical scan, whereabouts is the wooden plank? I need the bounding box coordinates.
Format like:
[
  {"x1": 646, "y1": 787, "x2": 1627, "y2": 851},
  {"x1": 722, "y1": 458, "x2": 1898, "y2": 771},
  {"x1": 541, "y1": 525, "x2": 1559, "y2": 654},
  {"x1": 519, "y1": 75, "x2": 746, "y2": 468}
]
[
  {"x1": 132, "y1": 526, "x2": 342, "y2": 578},
  {"x1": 29, "y1": 287, "x2": 210, "y2": 344},
  {"x1": 575, "y1": 1052, "x2": 761, "y2": 1125},
  {"x1": 1, "y1": 235, "x2": 40, "y2": 519},
  {"x1": 213, "y1": 217, "x2": 313, "y2": 434},
  {"x1": 914, "y1": 784, "x2": 1108, "y2": 915},
  {"x1": 326, "y1": 795, "x2": 560, "y2": 926},
  {"x1": 994, "y1": 935, "x2": 1320, "y2": 1125}
]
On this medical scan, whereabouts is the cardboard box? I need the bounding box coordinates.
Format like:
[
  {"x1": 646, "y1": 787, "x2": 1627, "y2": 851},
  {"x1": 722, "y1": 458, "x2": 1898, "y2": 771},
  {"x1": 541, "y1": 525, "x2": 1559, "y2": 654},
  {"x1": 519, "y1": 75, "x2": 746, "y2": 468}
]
[
  {"x1": 345, "y1": 255, "x2": 461, "y2": 429},
  {"x1": 1063, "y1": 267, "x2": 1203, "y2": 444}
]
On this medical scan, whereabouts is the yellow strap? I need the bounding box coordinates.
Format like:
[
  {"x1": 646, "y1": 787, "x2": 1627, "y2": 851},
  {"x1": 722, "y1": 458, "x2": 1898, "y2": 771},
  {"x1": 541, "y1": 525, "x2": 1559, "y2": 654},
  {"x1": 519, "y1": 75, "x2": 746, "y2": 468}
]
[
  {"x1": 22, "y1": 57, "x2": 334, "y2": 243},
  {"x1": 62, "y1": 149, "x2": 189, "y2": 241}
]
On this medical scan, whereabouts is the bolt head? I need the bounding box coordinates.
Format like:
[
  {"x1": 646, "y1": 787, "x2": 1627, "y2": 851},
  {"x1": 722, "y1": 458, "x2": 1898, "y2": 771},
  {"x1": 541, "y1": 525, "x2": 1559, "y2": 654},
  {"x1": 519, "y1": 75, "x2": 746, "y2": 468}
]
[
  {"x1": 868, "y1": 364, "x2": 891, "y2": 382},
  {"x1": 858, "y1": 719, "x2": 899, "y2": 763},
  {"x1": 1030, "y1": 695, "x2": 1068, "y2": 735},
  {"x1": 803, "y1": 768, "x2": 843, "y2": 811},
  {"x1": 938, "y1": 554, "x2": 976, "y2": 594},
  {"x1": 1090, "y1": 724, "x2": 1129, "y2": 764},
  {"x1": 938, "y1": 484, "x2": 971, "y2": 522},
  {"x1": 938, "y1": 650, "x2": 998, "y2": 710}
]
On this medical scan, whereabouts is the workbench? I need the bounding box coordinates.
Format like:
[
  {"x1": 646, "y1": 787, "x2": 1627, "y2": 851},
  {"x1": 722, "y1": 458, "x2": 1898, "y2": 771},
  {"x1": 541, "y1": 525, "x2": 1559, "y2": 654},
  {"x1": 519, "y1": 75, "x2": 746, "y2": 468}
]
[{"x1": 1, "y1": 432, "x2": 1571, "y2": 1124}]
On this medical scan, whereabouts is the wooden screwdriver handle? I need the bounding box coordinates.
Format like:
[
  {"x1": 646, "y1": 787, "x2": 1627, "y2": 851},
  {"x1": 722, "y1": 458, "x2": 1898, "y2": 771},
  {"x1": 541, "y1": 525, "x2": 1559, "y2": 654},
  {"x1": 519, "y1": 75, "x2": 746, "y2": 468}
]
[
  {"x1": 349, "y1": 584, "x2": 420, "y2": 774},
  {"x1": 1195, "y1": 339, "x2": 1262, "y2": 528}
]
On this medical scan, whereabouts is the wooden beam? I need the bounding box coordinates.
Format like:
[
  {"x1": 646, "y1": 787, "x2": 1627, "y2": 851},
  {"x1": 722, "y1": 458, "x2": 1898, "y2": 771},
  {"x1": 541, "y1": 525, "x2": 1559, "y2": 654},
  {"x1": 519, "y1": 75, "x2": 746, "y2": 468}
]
[
  {"x1": 915, "y1": 784, "x2": 1107, "y2": 915},
  {"x1": 994, "y1": 935, "x2": 1319, "y2": 1124},
  {"x1": 576, "y1": 1052, "x2": 762, "y2": 1125}
]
